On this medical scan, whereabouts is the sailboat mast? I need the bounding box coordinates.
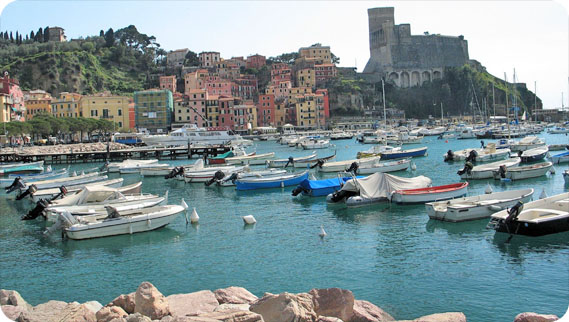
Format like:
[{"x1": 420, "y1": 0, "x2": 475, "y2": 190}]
[
  {"x1": 492, "y1": 82, "x2": 496, "y2": 118},
  {"x1": 440, "y1": 102, "x2": 443, "y2": 125},
  {"x1": 534, "y1": 81, "x2": 537, "y2": 122},
  {"x1": 504, "y1": 72, "x2": 510, "y2": 139},
  {"x1": 382, "y1": 78, "x2": 386, "y2": 129}
]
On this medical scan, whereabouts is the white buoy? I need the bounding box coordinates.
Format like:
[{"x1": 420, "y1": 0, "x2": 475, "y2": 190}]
[
  {"x1": 539, "y1": 188, "x2": 547, "y2": 199},
  {"x1": 319, "y1": 225, "x2": 327, "y2": 238},
  {"x1": 46, "y1": 165, "x2": 52, "y2": 172},
  {"x1": 80, "y1": 171, "x2": 85, "y2": 176},
  {"x1": 190, "y1": 207, "x2": 199, "y2": 224},
  {"x1": 242, "y1": 215, "x2": 256, "y2": 225},
  {"x1": 411, "y1": 162, "x2": 417, "y2": 171},
  {"x1": 485, "y1": 183, "x2": 493, "y2": 194}
]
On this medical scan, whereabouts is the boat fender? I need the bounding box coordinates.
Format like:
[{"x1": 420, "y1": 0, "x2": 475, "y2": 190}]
[
  {"x1": 242, "y1": 215, "x2": 256, "y2": 225},
  {"x1": 147, "y1": 219, "x2": 152, "y2": 227},
  {"x1": 281, "y1": 181, "x2": 284, "y2": 188},
  {"x1": 488, "y1": 205, "x2": 502, "y2": 212},
  {"x1": 549, "y1": 167, "x2": 556, "y2": 174},
  {"x1": 505, "y1": 201, "x2": 524, "y2": 223},
  {"x1": 444, "y1": 150, "x2": 454, "y2": 162},
  {"x1": 190, "y1": 207, "x2": 199, "y2": 224},
  {"x1": 484, "y1": 183, "x2": 493, "y2": 194},
  {"x1": 16, "y1": 184, "x2": 37, "y2": 201}
]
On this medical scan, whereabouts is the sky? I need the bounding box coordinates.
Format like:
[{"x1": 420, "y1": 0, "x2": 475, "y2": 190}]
[{"x1": 0, "y1": 0, "x2": 567, "y2": 110}]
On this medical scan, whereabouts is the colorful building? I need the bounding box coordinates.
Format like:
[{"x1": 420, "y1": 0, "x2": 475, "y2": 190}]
[
  {"x1": 206, "y1": 80, "x2": 233, "y2": 96},
  {"x1": 159, "y1": 75, "x2": 177, "y2": 93},
  {"x1": 47, "y1": 27, "x2": 66, "y2": 42},
  {"x1": 271, "y1": 63, "x2": 292, "y2": 85},
  {"x1": 298, "y1": 44, "x2": 332, "y2": 64},
  {"x1": 217, "y1": 96, "x2": 235, "y2": 129},
  {"x1": 274, "y1": 100, "x2": 287, "y2": 127},
  {"x1": 257, "y1": 94, "x2": 275, "y2": 127},
  {"x1": 246, "y1": 54, "x2": 266, "y2": 69},
  {"x1": 296, "y1": 68, "x2": 315, "y2": 88},
  {"x1": 199, "y1": 52, "x2": 220, "y2": 68},
  {"x1": 184, "y1": 69, "x2": 208, "y2": 94},
  {"x1": 295, "y1": 92, "x2": 328, "y2": 129},
  {"x1": 0, "y1": 94, "x2": 13, "y2": 123},
  {"x1": 232, "y1": 75, "x2": 258, "y2": 100},
  {"x1": 233, "y1": 101, "x2": 257, "y2": 133},
  {"x1": 134, "y1": 89, "x2": 173, "y2": 133},
  {"x1": 81, "y1": 93, "x2": 132, "y2": 130},
  {"x1": 51, "y1": 92, "x2": 82, "y2": 118},
  {"x1": 206, "y1": 95, "x2": 220, "y2": 127},
  {"x1": 187, "y1": 89, "x2": 208, "y2": 127},
  {"x1": 265, "y1": 81, "x2": 291, "y2": 100},
  {"x1": 316, "y1": 89, "x2": 330, "y2": 119},
  {"x1": 24, "y1": 91, "x2": 52, "y2": 120},
  {"x1": 167, "y1": 48, "x2": 189, "y2": 68},
  {"x1": 315, "y1": 64, "x2": 337, "y2": 85},
  {"x1": 0, "y1": 75, "x2": 25, "y2": 121}
]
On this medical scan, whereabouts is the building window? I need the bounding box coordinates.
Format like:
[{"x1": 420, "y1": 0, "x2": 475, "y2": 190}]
[
  {"x1": 118, "y1": 122, "x2": 122, "y2": 128},
  {"x1": 118, "y1": 109, "x2": 122, "y2": 116}
]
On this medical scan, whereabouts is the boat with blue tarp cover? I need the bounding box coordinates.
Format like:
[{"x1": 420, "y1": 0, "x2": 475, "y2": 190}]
[
  {"x1": 235, "y1": 170, "x2": 309, "y2": 190},
  {"x1": 292, "y1": 176, "x2": 365, "y2": 197}
]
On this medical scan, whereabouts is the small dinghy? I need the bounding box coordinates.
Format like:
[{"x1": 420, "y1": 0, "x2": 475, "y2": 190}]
[
  {"x1": 107, "y1": 159, "x2": 159, "y2": 173},
  {"x1": 509, "y1": 136, "x2": 546, "y2": 152},
  {"x1": 267, "y1": 153, "x2": 317, "y2": 168},
  {"x1": 443, "y1": 145, "x2": 510, "y2": 162},
  {"x1": 300, "y1": 139, "x2": 330, "y2": 150},
  {"x1": 119, "y1": 162, "x2": 170, "y2": 174},
  {"x1": 235, "y1": 171, "x2": 309, "y2": 191},
  {"x1": 518, "y1": 146, "x2": 548, "y2": 163},
  {"x1": 292, "y1": 176, "x2": 364, "y2": 197},
  {"x1": 548, "y1": 144, "x2": 568, "y2": 151},
  {"x1": 291, "y1": 152, "x2": 336, "y2": 168},
  {"x1": 48, "y1": 182, "x2": 143, "y2": 207},
  {"x1": 27, "y1": 178, "x2": 124, "y2": 202},
  {"x1": 550, "y1": 151, "x2": 569, "y2": 164},
  {"x1": 1, "y1": 167, "x2": 69, "y2": 189},
  {"x1": 318, "y1": 156, "x2": 381, "y2": 173},
  {"x1": 340, "y1": 159, "x2": 411, "y2": 175},
  {"x1": 225, "y1": 152, "x2": 275, "y2": 165},
  {"x1": 457, "y1": 157, "x2": 521, "y2": 180},
  {"x1": 487, "y1": 192, "x2": 569, "y2": 237},
  {"x1": 213, "y1": 169, "x2": 287, "y2": 187},
  {"x1": 184, "y1": 165, "x2": 245, "y2": 183},
  {"x1": 356, "y1": 145, "x2": 400, "y2": 159},
  {"x1": 377, "y1": 146, "x2": 427, "y2": 160},
  {"x1": 492, "y1": 162, "x2": 553, "y2": 181},
  {"x1": 426, "y1": 188, "x2": 534, "y2": 222},
  {"x1": 326, "y1": 172, "x2": 432, "y2": 207},
  {"x1": 14, "y1": 172, "x2": 104, "y2": 192},
  {"x1": 47, "y1": 203, "x2": 186, "y2": 240},
  {"x1": 391, "y1": 182, "x2": 468, "y2": 204},
  {"x1": 0, "y1": 161, "x2": 44, "y2": 175}
]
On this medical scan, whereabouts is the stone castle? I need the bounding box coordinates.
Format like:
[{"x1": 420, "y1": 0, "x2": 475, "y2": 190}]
[{"x1": 363, "y1": 7, "x2": 469, "y2": 87}]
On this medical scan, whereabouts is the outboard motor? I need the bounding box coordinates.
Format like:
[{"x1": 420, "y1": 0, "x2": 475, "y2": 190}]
[
  {"x1": 105, "y1": 205, "x2": 120, "y2": 219},
  {"x1": 5, "y1": 177, "x2": 25, "y2": 193},
  {"x1": 224, "y1": 172, "x2": 239, "y2": 184},
  {"x1": 498, "y1": 165, "x2": 507, "y2": 179},
  {"x1": 165, "y1": 167, "x2": 183, "y2": 179},
  {"x1": 284, "y1": 156, "x2": 294, "y2": 168},
  {"x1": 310, "y1": 159, "x2": 326, "y2": 169},
  {"x1": 21, "y1": 199, "x2": 50, "y2": 221},
  {"x1": 16, "y1": 184, "x2": 37, "y2": 201},
  {"x1": 291, "y1": 186, "x2": 309, "y2": 196},
  {"x1": 457, "y1": 162, "x2": 474, "y2": 176},
  {"x1": 444, "y1": 150, "x2": 454, "y2": 162},
  {"x1": 329, "y1": 190, "x2": 358, "y2": 203},
  {"x1": 345, "y1": 162, "x2": 359, "y2": 174},
  {"x1": 205, "y1": 170, "x2": 225, "y2": 186},
  {"x1": 465, "y1": 150, "x2": 478, "y2": 163},
  {"x1": 49, "y1": 186, "x2": 68, "y2": 201},
  {"x1": 517, "y1": 150, "x2": 523, "y2": 157},
  {"x1": 505, "y1": 201, "x2": 524, "y2": 223}
]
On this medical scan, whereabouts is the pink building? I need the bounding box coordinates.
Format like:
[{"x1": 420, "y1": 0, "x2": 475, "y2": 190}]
[
  {"x1": 271, "y1": 63, "x2": 292, "y2": 85},
  {"x1": 184, "y1": 69, "x2": 208, "y2": 95},
  {"x1": 188, "y1": 89, "x2": 208, "y2": 127},
  {"x1": 206, "y1": 80, "x2": 234, "y2": 96},
  {"x1": 265, "y1": 81, "x2": 291, "y2": 100},
  {"x1": 257, "y1": 94, "x2": 275, "y2": 127},
  {"x1": 315, "y1": 64, "x2": 338, "y2": 85},
  {"x1": 246, "y1": 54, "x2": 266, "y2": 69},
  {"x1": 232, "y1": 75, "x2": 258, "y2": 100},
  {"x1": 233, "y1": 102, "x2": 256, "y2": 133},
  {"x1": 217, "y1": 96, "x2": 235, "y2": 129},
  {"x1": 0, "y1": 75, "x2": 25, "y2": 121},
  {"x1": 159, "y1": 75, "x2": 177, "y2": 93}
]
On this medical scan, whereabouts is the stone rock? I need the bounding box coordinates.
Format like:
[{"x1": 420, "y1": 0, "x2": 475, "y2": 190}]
[
  {"x1": 134, "y1": 282, "x2": 170, "y2": 320},
  {"x1": 214, "y1": 303, "x2": 250, "y2": 313},
  {"x1": 186, "y1": 310, "x2": 264, "y2": 322},
  {"x1": 396, "y1": 312, "x2": 467, "y2": 322},
  {"x1": 214, "y1": 287, "x2": 258, "y2": 305},
  {"x1": 159, "y1": 316, "x2": 177, "y2": 322},
  {"x1": 317, "y1": 317, "x2": 344, "y2": 322},
  {"x1": 18, "y1": 300, "x2": 68, "y2": 322},
  {"x1": 514, "y1": 312, "x2": 559, "y2": 322},
  {"x1": 108, "y1": 318, "x2": 127, "y2": 322},
  {"x1": 0, "y1": 289, "x2": 32, "y2": 310},
  {"x1": 1, "y1": 304, "x2": 28, "y2": 320},
  {"x1": 249, "y1": 292, "x2": 317, "y2": 322},
  {"x1": 96, "y1": 305, "x2": 129, "y2": 322},
  {"x1": 126, "y1": 312, "x2": 153, "y2": 322},
  {"x1": 82, "y1": 301, "x2": 103, "y2": 315},
  {"x1": 166, "y1": 290, "x2": 219, "y2": 317},
  {"x1": 108, "y1": 293, "x2": 136, "y2": 314},
  {"x1": 309, "y1": 288, "x2": 354, "y2": 321},
  {"x1": 351, "y1": 300, "x2": 395, "y2": 322},
  {"x1": 58, "y1": 303, "x2": 97, "y2": 322}
]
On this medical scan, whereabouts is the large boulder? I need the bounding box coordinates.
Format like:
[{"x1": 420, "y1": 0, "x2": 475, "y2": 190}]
[
  {"x1": 82, "y1": 301, "x2": 103, "y2": 315},
  {"x1": 309, "y1": 288, "x2": 354, "y2": 321},
  {"x1": 351, "y1": 300, "x2": 394, "y2": 322},
  {"x1": 317, "y1": 317, "x2": 344, "y2": 322},
  {"x1": 514, "y1": 312, "x2": 559, "y2": 322},
  {"x1": 249, "y1": 292, "x2": 317, "y2": 322},
  {"x1": 134, "y1": 282, "x2": 170, "y2": 320},
  {"x1": 166, "y1": 290, "x2": 219, "y2": 318},
  {"x1": 18, "y1": 300, "x2": 68, "y2": 322},
  {"x1": 0, "y1": 289, "x2": 32, "y2": 310},
  {"x1": 107, "y1": 293, "x2": 136, "y2": 314},
  {"x1": 214, "y1": 303, "x2": 251, "y2": 313},
  {"x1": 58, "y1": 303, "x2": 97, "y2": 322},
  {"x1": 214, "y1": 287, "x2": 258, "y2": 305},
  {"x1": 1, "y1": 305, "x2": 28, "y2": 320},
  {"x1": 96, "y1": 305, "x2": 129, "y2": 322},
  {"x1": 396, "y1": 312, "x2": 467, "y2": 322},
  {"x1": 185, "y1": 310, "x2": 264, "y2": 322},
  {"x1": 126, "y1": 312, "x2": 153, "y2": 322}
]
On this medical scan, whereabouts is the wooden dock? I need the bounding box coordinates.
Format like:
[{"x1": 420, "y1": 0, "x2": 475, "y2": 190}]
[{"x1": 0, "y1": 145, "x2": 231, "y2": 164}]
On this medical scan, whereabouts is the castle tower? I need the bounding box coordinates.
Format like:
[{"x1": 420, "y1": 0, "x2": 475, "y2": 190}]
[{"x1": 363, "y1": 7, "x2": 395, "y2": 74}]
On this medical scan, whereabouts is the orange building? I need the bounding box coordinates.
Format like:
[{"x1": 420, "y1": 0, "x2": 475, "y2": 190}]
[{"x1": 159, "y1": 75, "x2": 177, "y2": 93}]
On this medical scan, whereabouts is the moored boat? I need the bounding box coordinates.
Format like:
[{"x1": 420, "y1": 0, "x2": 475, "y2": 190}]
[
  {"x1": 119, "y1": 162, "x2": 170, "y2": 174},
  {"x1": 340, "y1": 159, "x2": 411, "y2": 175},
  {"x1": 425, "y1": 188, "x2": 534, "y2": 222},
  {"x1": 214, "y1": 169, "x2": 288, "y2": 187},
  {"x1": 492, "y1": 162, "x2": 553, "y2": 181},
  {"x1": 377, "y1": 146, "x2": 427, "y2": 160},
  {"x1": 1, "y1": 167, "x2": 69, "y2": 189},
  {"x1": 518, "y1": 146, "x2": 548, "y2": 163},
  {"x1": 457, "y1": 157, "x2": 521, "y2": 179},
  {"x1": 225, "y1": 152, "x2": 275, "y2": 165},
  {"x1": 300, "y1": 139, "x2": 330, "y2": 150},
  {"x1": 318, "y1": 156, "x2": 381, "y2": 173},
  {"x1": 486, "y1": 192, "x2": 569, "y2": 236},
  {"x1": 267, "y1": 153, "x2": 317, "y2": 168},
  {"x1": 183, "y1": 165, "x2": 245, "y2": 183},
  {"x1": 509, "y1": 136, "x2": 546, "y2": 152},
  {"x1": 564, "y1": 170, "x2": 569, "y2": 184},
  {"x1": 28, "y1": 178, "x2": 125, "y2": 202},
  {"x1": 356, "y1": 145, "x2": 400, "y2": 159},
  {"x1": 550, "y1": 151, "x2": 569, "y2": 164},
  {"x1": 0, "y1": 161, "x2": 44, "y2": 175},
  {"x1": 235, "y1": 170, "x2": 309, "y2": 190},
  {"x1": 292, "y1": 176, "x2": 364, "y2": 197},
  {"x1": 291, "y1": 152, "x2": 336, "y2": 168},
  {"x1": 391, "y1": 182, "x2": 468, "y2": 204},
  {"x1": 107, "y1": 159, "x2": 158, "y2": 173},
  {"x1": 14, "y1": 172, "x2": 105, "y2": 192}
]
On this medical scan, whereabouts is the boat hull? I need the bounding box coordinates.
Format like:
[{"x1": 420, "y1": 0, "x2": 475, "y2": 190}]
[
  {"x1": 391, "y1": 183, "x2": 468, "y2": 204},
  {"x1": 31, "y1": 178, "x2": 123, "y2": 202},
  {"x1": 225, "y1": 153, "x2": 275, "y2": 165},
  {"x1": 379, "y1": 147, "x2": 427, "y2": 160},
  {"x1": 350, "y1": 159, "x2": 410, "y2": 174},
  {"x1": 236, "y1": 171, "x2": 309, "y2": 190},
  {"x1": 493, "y1": 162, "x2": 552, "y2": 180}
]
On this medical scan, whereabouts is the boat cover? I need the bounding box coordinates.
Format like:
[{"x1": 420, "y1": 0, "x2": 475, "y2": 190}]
[
  {"x1": 518, "y1": 136, "x2": 540, "y2": 144},
  {"x1": 299, "y1": 177, "x2": 362, "y2": 190},
  {"x1": 209, "y1": 151, "x2": 234, "y2": 160},
  {"x1": 50, "y1": 185, "x2": 125, "y2": 206},
  {"x1": 338, "y1": 172, "x2": 432, "y2": 199}
]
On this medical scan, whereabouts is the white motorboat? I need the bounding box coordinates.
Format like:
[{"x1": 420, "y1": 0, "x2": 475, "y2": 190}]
[
  {"x1": 291, "y1": 153, "x2": 336, "y2": 168},
  {"x1": 119, "y1": 163, "x2": 170, "y2": 174},
  {"x1": 457, "y1": 157, "x2": 521, "y2": 179},
  {"x1": 29, "y1": 178, "x2": 124, "y2": 202},
  {"x1": 487, "y1": 192, "x2": 569, "y2": 236},
  {"x1": 140, "y1": 166, "x2": 175, "y2": 177},
  {"x1": 492, "y1": 162, "x2": 553, "y2": 181},
  {"x1": 518, "y1": 146, "x2": 548, "y2": 163},
  {"x1": 47, "y1": 204, "x2": 186, "y2": 240},
  {"x1": 443, "y1": 144, "x2": 511, "y2": 162},
  {"x1": 0, "y1": 161, "x2": 44, "y2": 175},
  {"x1": 301, "y1": 139, "x2": 330, "y2": 150},
  {"x1": 225, "y1": 152, "x2": 275, "y2": 165},
  {"x1": 267, "y1": 153, "x2": 317, "y2": 168},
  {"x1": 318, "y1": 156, "x2": 381, "y2": 173},
  {"x1": 385, "y1": 133, "x2": 423, "y2": 145},
  {"x1": 107, "y1": 159, "x2": 158, "y2": 173},
  {"x1": 356, "y1": 145, "x2": 400, "y2": 159},
  {"x1": 457, "y1": 127, "x2": 476, "y2": 139},
  {"x1": 183, "y1": 165, "x2": 245, "y2": 183},
  {"x1": 509, "y1": 136, "x2": 546, "y2": 152},
  {"x1": 48, "y1": 182, "x2": 143, "y2": 207},
  {"x1": 426, "y1": 188, "x2": 534, "y2": 222},
  {"x1": 141, "y1": 124, "x2": 241, "y2": 147},
  {"x1": 340, "y1": 159, "x2": 410, "y2": 175},
  {"x1": 326, "y1": 172, "x2": 431, "y2": 207},
  {"x1": 330, "y1": 132, "x2": 353, "y2": 140},
  {"x1": 547, "y1": 127, "x2": 569, "y2": 134},
  {"x1": 16, "y1": 172, "x2": 104, "y2": 191},
  {"x1": 1, "y1": 167, "x2": 69, "y2": 189},
  {"x1": 215, "y1": 169, "x2": 288, "y2": 187}
]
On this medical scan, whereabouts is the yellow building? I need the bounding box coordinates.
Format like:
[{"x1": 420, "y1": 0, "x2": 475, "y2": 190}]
[
  {"x1": 296, "y1": 68, "x2": 315, "y2": 88},
  {"x1": 24, "y1": 90, "x2": 52, "y2": 120},
  {"x1": 82, "y1": 94, "x2": 132, "y2": 130},
  {"x1": 295, "y1": 93, "x2": 325, "y2": 129},
  {"x1": 298, "y1": 44, "x2": 332, "y2": 64},
  {"x1": 0, "y1": 94, "x2": 13, "y2": 123},
  {"x1": 274, "y1": 101, "x2": 286, "y2": 127},
  {"x1": 51, "y1": 92, "x2": 82, "y2": 118},
  {"x1": 206, "y1": 95, "x2": 220, "y2": 127}
]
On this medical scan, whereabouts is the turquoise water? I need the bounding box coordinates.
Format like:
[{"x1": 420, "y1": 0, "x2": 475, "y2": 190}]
[{"x1": 1, "y1": 133, "x2": 568, "y2": 321}]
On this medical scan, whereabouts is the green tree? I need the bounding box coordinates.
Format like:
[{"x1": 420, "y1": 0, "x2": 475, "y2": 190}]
[
  {"x1": 43, "y1": 26, "x2": 50, "y2": 42},
  {"x1": 104, "y1": 28, "x2": 114, "y2": 47},
  {"x1": 184, "y1": 50, "x2": 199, "y2": 67},
  {"x1": 99, "y1": 30, "x2": 104, "y2": 37}
]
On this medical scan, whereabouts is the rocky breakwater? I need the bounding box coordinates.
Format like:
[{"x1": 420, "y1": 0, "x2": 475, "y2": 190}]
[
  {"x1": 0, "y1": 283, "x2": 561, "y2": 322},
  {"x1": 5, "y1": 142, "x2": 132, "y2": 155}
]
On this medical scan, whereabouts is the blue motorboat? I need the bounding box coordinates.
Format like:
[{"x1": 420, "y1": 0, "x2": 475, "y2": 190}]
[
  {"x1": 291, "y1": 176, "x2": 365, "y2": 197},
  {"x1": 380, "y1": 146, "x2": 427, "y2": 160},
  {"x1": 235, "y1": 171, "x2": 309, "y2": 191},
  {"x1": 551, "y1": 150, "x2": 569, "y2": 164}
]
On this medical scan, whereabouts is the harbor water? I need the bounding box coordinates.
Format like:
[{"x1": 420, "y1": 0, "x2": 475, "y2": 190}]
[{"x1": 0, "y1": 133, "x2": 568, "y2": 321}]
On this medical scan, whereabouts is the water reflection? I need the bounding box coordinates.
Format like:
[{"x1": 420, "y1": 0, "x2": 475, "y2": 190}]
[
  {"x1": 491, "y1": 231, "x2": 569, "y2": 263},
  {"x1": 425, "y1": 218, "x2": 488, "y2": 235}
]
